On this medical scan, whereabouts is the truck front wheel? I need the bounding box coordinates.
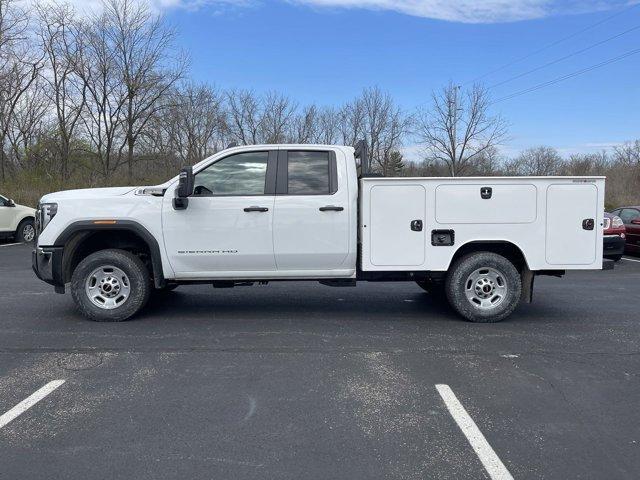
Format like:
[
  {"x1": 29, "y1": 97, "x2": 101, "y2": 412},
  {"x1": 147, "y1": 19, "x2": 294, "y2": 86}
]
[
  {"x1": 445, "y1": 252, "x2": 521, "y2": 323},
  {"x1": 70, "y1": 249, "x2": 151, "y2": 322}
]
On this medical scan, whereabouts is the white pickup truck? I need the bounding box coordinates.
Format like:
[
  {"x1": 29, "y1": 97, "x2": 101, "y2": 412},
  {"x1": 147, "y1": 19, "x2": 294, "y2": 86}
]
[{"x1": 33, "y1": 142, "x2": 607, "y2": 323}]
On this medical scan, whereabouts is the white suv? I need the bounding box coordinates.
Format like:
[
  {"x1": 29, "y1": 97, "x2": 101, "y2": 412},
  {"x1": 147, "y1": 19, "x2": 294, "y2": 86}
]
[{"x1": 0, "y1": 194, "x2": 36, "y2": 242}]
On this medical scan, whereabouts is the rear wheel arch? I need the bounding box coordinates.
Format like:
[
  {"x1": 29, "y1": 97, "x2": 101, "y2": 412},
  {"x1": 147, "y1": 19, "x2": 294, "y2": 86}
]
[
  {"x1": 448, "y1": 240, "x2": 530, "y2": 273},
  {"x1": 54, "y1": 221, "x2": 165, "y2": 288}
]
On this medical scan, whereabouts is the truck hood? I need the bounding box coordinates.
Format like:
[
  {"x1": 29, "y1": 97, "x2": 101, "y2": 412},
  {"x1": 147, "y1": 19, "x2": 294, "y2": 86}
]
[{"x1": 40, "y1": 187, "x2": 137, "y2": 203}]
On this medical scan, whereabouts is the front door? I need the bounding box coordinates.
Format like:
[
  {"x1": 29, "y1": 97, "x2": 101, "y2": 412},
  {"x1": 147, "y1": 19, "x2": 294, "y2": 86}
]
[
  {"x1": 0, "y1": 196, "x2": 12, "y2": 231},
  {"x1": 619, "y1": 208, "x2": 640, "y2": 251},
  {"x1": 162, "y1": 150, "x2": 278, "y2": 278},
  {"x1": 272, "y1": 149, "x2": 351, "y2": 272}
]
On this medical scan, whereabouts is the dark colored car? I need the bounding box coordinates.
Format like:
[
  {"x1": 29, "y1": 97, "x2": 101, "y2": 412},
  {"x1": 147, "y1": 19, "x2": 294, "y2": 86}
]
[
  {"x1": 610, "y1": 206, "x2": 640, "y2": 255},
  {"x1": 603, "y1": 212, "x2": 626, "y2": 261}
]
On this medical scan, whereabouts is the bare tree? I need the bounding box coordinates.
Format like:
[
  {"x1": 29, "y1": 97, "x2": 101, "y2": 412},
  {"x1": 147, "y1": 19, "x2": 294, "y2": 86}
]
[
  {"x1": 504, "y1": 146, "x2": 563, "y2": 176},
  {"x1": 337, "y1": 97, "x2": 364, "y2": 147},
  {"x1": 0, "y1": 0, "x2": 43, "y2": 180},
  {"x1": 417, "y1": 83, "x2": 507, "y2": 176},
  {"x1": 226, "y1": 89, "x2": 262, "y2": 145},
  {"x1": 36, "y1": 2, "x2": 86, "y2": 179},
  {"x1": 562, "y1": 151, "x2": 609, "y2": 176},
  {"x1": 313, "y1": 106, "x2": 340, "y2": 144},
  {"x1": 147, "y1": 82, "x2": 227, "y2": 165},
  {"x1": 613, "y1": 140, "x2": 640, "y2": 167},
  {"x1": 6, "y1": 77, "x2": 49, "y2": 171},
  {"x1": 261, "y1": 91, "x2": 296, "y2": 144},
  {"x1": 105, "y1": 0, "x2": 187, "y2": 181},
  {"x1": 291, "y1": 104, "x2": 318, "y2": 143},
  {"x1": 356, "y1": 87, "x2": 411, "y2": 176},
  {"x1": 72, "y1": 8, "x2": 128, "y2": 179}
]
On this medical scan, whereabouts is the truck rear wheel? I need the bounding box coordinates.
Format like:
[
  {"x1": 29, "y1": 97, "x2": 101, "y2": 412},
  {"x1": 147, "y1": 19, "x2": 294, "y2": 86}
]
[
  {"x1": 70, "y1": 249, "x2": 151, "y2": 322},
  {"x1": 445, "y1": 252, "x2": 521, "y2": 323}
]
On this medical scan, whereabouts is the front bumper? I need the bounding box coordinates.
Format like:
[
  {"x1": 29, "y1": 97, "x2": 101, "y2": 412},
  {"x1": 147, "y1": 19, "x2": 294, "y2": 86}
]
[
  {"x1": 603, "y1": 235, "x2": 625, "y2": 256},
  {"x1": 32, "y1": 246, "x2": 65, "y2": 293}
]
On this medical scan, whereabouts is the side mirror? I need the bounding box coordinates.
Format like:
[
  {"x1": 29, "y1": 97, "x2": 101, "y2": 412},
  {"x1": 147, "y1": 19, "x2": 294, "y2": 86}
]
[
  {"x1": 631, "y1": 219, "x2": 640, "y2": 225},
  {"x1": 6, "y1": 199, "x2": 15, "y2": 207},
  {"x1": 173, "y1": 166, "x2": 194, "y2": 210}
]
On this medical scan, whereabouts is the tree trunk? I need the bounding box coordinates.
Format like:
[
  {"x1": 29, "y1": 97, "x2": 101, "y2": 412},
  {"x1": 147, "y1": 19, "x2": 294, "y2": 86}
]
[
  {"x1": 127, "y1": 136, "x2": 134, "y2": 183},
  {"x1": 0, "y1": 146, "x2": 4, "y2": 182}
]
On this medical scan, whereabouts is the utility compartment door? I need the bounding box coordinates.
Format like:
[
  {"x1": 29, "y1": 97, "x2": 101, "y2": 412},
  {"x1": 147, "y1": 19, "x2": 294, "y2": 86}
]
[
  {"x1": 369, "y1": 185, "x2": 426, "y2": 267},
  {"x1": 435, "y1": 184, "x2": 537, "y2": 224},
  {"x1": 546, "y1": 184, "x2": 598, "y2": 265}
]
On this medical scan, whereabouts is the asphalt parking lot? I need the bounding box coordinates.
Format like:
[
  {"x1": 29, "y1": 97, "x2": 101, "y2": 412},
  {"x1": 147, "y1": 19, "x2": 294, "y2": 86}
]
[{"x1": 1, "y1": 241, "x2": 639, "y2": 479}]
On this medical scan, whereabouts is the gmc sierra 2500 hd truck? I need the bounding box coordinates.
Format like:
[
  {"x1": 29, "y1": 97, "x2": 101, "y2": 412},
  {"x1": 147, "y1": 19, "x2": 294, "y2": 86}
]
[{"x1": 33, "y1": 142, "x2": 606, "y2": 323}]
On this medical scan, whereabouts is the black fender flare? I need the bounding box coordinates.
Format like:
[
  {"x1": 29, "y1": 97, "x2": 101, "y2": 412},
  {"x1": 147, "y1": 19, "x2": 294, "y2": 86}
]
[{"x1": 53, "y1": 220, "x2": 166, "y2": 288}]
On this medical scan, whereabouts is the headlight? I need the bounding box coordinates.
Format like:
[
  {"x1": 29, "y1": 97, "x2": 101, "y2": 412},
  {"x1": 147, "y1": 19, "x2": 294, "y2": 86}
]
[
  {"x1": 612, "y1": 216, "x2": 624, "y2": 228},
  {"x1": 36, "y1": 202, "x2": 58, "y2": 234}
]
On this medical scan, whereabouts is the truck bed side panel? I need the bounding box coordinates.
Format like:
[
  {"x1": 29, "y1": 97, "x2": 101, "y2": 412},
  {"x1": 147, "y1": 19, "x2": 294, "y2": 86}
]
[{"x1": 359, "y1": 177, "x2": 605, "y2": 272}]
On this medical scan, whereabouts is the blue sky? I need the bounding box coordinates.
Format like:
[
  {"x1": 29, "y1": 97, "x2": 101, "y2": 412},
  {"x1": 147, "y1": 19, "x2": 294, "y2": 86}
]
[{"x1": 71, "y1": 0, "x2": 640, "y2": 158}]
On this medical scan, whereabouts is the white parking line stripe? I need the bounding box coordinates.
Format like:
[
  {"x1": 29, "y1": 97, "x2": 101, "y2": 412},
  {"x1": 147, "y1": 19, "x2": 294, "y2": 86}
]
[
  {"x1": 0, "y1": 380, "x2": 65, "y2": 429},
  {"x1": 622, "y1": 257, "x2": 640, "y2": 263},
  {"x1": 436, "y1": 384, "x2": 514, "y2": 480},
  {"x1": 0, "y1": 242, "x2": 22, "y2": 248}
]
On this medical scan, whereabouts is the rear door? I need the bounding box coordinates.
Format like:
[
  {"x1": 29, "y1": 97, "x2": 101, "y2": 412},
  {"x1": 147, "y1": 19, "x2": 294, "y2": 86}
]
[
  {"x1": 272, "y1": 149, "x2": 351, "y2": 272},
  {"x1": 545, "y1": 184, "x2": 599, "y2": 265}
]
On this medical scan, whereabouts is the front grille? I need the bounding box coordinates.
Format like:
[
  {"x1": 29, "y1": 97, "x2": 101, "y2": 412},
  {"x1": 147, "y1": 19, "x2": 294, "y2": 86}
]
[{"x1": 603, "y1": 217, "x2": 611, "y2": 230}]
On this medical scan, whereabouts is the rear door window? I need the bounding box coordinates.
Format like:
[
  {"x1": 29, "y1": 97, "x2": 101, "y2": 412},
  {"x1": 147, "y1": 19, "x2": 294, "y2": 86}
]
[{"x1": 287, "y1": 151, "x2": 331, "y2": 195}]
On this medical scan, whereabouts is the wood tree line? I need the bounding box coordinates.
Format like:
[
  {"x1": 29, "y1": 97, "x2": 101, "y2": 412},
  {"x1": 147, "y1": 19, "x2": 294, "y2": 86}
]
[{"x1": 0, "y1": 0, "x2": 637, "y2": 208}]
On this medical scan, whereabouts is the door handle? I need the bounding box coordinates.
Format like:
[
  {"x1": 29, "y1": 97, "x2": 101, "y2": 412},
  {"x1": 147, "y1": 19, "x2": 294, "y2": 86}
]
[
  {"x1": 319, "y1": 206, "x2": 344, "y2": 212},
  {"x1": 243, "y1": 206, "x2": 269, "y2": 212}
]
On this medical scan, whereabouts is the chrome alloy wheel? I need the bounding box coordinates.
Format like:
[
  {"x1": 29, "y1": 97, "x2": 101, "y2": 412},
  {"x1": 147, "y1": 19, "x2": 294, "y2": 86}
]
[
  {"x1": 464, "y1": 267, "x2": 508, "y2": 310},
  {"x1": 85, "y1": 265, "x2": 131, "y2": 310},
  {"x1": 22, "y1": 223, "x2": 35, "y2": 242}
]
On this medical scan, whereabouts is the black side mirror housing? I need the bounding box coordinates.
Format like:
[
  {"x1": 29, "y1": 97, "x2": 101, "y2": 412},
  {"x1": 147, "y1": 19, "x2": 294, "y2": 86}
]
[{"x1": 173, "y1": 166, "x2": 194, "y2": 210}]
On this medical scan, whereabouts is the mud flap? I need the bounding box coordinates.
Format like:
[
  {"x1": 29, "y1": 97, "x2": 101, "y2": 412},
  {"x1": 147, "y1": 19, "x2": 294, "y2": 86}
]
[{"x1": 521, "y1": 267, "x2": 534, "y2": 304}]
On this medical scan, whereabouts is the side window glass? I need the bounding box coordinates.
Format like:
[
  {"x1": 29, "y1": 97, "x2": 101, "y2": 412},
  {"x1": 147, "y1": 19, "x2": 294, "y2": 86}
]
[
  {"x1": 194, "y1": 152, "x2": 269, "y2": 196},
  {"x1": 287, "y1": 151, "x2": 331, "y2": 195},
  {"x1": 620, "y1": 209, "x2": 640, "y2": 224}
]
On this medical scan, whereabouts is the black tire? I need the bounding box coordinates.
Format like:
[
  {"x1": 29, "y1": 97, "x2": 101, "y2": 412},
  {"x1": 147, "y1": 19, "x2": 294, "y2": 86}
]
[
  {"x1": 16, "y1": 218, "x2": 35, "y2": 243},
  {"x1": 605, "y1": 254, "x2": 623, "y2": 262},
  {"x1": 70, "y1": 249, "x2": 151, "y2": 322},
  {"x1": 445, "y1": 252, "x2": 521, "y2": 323}
]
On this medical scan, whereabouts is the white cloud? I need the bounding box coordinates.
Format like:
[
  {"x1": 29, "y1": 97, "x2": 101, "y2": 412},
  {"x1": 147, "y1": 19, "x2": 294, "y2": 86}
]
[
  {"x1": 287, "y1": 0, "x2": 633, "y2": 23},
  {"x1": 30, "y1": 0, "x2": 632, "y2": 23},
  {"x1": 28, "y1": 0, "x2": 252, "y2": 17}
]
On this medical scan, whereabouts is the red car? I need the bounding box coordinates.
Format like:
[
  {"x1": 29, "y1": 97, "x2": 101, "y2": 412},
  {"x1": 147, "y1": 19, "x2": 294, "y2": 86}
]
[
  {"x1": 610, "y1": 206, "x2": 640, "y2": 255},
  {"x1": 603, "y1": 212, "x2": 626, "y2": 261}
]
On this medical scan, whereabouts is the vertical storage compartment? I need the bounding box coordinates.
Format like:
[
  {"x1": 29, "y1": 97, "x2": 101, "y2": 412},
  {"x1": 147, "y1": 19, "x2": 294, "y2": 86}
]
[
  {"x1": 369, "y1": 184, "x2": 426, "y2": 267},
  {"x1": 546, "y1": 184, "x2": 598, "y2": 265}
]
